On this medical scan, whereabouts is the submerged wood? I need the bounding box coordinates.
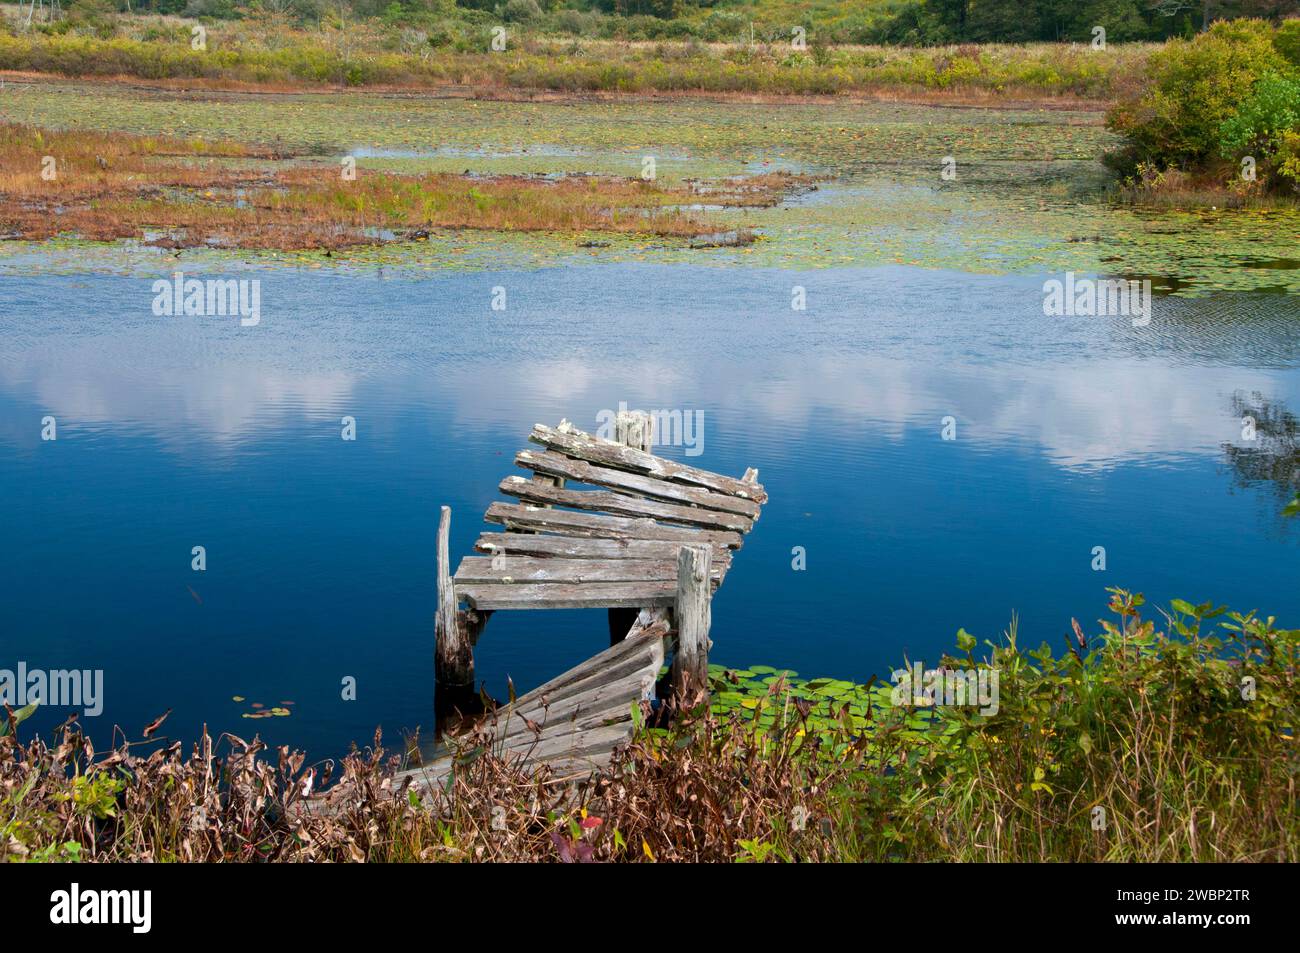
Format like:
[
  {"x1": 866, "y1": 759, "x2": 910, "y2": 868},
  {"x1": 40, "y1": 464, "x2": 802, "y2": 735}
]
[{"x1": 435, "y1": 506, "x2": 473, "y2": 688}]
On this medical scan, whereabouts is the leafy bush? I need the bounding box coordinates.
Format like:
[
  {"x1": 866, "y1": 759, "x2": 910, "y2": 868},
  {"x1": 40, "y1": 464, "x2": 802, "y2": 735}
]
[
  {"x1": 1109, "y1": 20, "x2": 1290, "y2": 169},
  {"x1": 501, "y1": 0, "x2": 542, "y2": 22},
  {"x1": 1219, "y1": 72, "x2": 1300, "y2": 161},
  {"x1": 1275, "y1": 128, "x2": 1300, "y2": 192},
  {"x1": 1274, "y1": 17, "x2": 1300, "y2": 67}
]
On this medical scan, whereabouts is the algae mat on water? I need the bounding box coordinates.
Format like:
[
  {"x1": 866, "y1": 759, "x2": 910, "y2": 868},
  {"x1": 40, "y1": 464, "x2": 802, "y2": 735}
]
[{"x1": 1, "y1": 81, "x2": 1296, "y2": 293}]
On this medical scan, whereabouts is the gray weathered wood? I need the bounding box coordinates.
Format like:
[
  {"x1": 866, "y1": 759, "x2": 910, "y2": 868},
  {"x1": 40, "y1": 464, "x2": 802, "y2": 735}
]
[
  {"x1": 397, "y1": 624, "x2": 668, "y2": 791},
  {"x1": 530, "y1": 422, "x2": 767, "y2": 503},
  {"x1": 474, "y1": 532, "x2": 732, "y2": 566},
  {"x1": 671, "y1": 544, "x2": 712, "y2": 702},
  {"x1": 435, "y1": 506, "x2": 473, "y2": 687},
  {"x1": 614, "y1": 410, "x2": 654, "y2": 452},
  {"x1": 484, "y1": 502, "x2": 744, "y2": 549},
  {"x1": 499, "y1": 659, "x2": 657, "y2": 730},
  {"x1": 507, "y1": 618, "x2": 669, "y2": 710},
  {"x1": 458, "y1": 580, "x2": 695, "y2": 610},
  {"x1": 515, "y1": 449, "x2": 761, "y2": 518},
  {"x1": 498, "y1": 668, "x2": 655, "y2": 739},
  {"x1": 455, "y1": 555, "x2": 725, "y2": 585},
  {"x1": 499, "y1": 724, "x2": 634, "y2": 762},
  {"x1": 498, "y1": 476, "x2": 754, "y2": 533}
]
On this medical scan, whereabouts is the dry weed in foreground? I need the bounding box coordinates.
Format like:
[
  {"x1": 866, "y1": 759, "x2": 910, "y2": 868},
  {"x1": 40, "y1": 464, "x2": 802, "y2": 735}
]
[{"x1": 4, "y1": 591, "x2": 1296, "y2": 863}]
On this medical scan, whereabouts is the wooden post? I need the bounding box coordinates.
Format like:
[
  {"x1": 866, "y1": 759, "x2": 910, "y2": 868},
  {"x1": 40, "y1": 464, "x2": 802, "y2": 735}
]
[
  {"x1": 614, "y1": 409, "x2": 654, "y2": 452},
  {"x1": 609, "y1": 409, "x2": 654, "y2": 644},
  {"x1": 670, "y1": 544, "x2": 712, "y2": 703},
  {"x1": 435, "y1": 506, "x2": 473, "y2": 690}
]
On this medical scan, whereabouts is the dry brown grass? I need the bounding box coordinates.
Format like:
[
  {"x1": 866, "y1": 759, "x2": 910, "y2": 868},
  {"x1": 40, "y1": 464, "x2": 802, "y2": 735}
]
[{"x1": 0, "y1": 122, "x2": 805, "y2": 249}]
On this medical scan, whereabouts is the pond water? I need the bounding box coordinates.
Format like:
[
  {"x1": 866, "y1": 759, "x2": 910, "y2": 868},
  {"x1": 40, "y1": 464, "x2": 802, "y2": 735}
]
[{"x1": 2, "y1": 264, "x2": 1297, "y2": 755}]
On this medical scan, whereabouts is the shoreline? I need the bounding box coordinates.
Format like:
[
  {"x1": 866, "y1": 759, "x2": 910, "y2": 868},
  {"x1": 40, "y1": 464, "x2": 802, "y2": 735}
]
[{"x1": 0, "y1": 69, "x2": 1113, "y2": 112}]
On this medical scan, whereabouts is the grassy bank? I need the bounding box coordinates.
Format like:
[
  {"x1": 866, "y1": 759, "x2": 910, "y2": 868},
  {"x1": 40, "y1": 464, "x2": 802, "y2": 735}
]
[
  {"x1": 3, "y1": 589, "x2": 1296, "y2": 862},
  {"x1": 0, "y1": 10, "x2": 1150, "y2": 100}
]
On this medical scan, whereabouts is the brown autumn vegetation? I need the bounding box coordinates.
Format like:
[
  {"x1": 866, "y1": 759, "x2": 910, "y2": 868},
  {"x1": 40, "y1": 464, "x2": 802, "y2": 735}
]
[
  {"x1": 0, "y1": 122, "x2": 806, "y2": 249},
  {"x1": 4, "y1": 591, "x2": 1297, "y2": 863}
]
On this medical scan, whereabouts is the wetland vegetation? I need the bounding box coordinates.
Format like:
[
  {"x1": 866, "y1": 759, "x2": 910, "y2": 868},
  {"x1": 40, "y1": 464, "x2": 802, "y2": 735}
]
[{"x1": 4, "y1": 591, "x2": 1297, "y2": 861}]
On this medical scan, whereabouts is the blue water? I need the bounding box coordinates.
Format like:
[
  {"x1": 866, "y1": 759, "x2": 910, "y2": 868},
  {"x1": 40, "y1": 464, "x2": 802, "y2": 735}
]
[{"x1": 2, "y1": 265, "x2": 1297, "y2": 755}]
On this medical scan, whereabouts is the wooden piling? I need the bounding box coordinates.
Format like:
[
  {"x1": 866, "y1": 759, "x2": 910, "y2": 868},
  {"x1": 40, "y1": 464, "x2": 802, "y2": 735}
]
[
  {"x1": 614, "y1": 409, "x2": 654, "y2": 453},
  {"x1": 435, "y1": 506, "x2": 474, "y2": 689},
  {"x1": 670, "y1": 544, "x2": 712, "y2": 703}
]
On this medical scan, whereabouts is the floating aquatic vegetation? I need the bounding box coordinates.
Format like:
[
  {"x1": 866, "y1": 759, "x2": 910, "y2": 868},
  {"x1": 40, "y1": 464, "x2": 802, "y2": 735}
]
[
  {"x1": 233, "y1": 697, "x2": 295, "y2": 719},
  {"x1": 3, "y1": 82, "x2": 1295, "y2": 290}
]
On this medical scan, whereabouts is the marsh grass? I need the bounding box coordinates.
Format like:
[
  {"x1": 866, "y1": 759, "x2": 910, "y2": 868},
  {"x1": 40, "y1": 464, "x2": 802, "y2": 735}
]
[
  {"x1": 0, "y1": 122, "x2": 806, "y2": 248},
  {"x1": 1107, "y1": 163, "x2": 1300, "y2": 209},
  {"x1": 2, "y1": 590, "x2": 1295, "y2": 862},
  {"x1": 0, "y1": 13, "x2": 1152, "y2": 101}
]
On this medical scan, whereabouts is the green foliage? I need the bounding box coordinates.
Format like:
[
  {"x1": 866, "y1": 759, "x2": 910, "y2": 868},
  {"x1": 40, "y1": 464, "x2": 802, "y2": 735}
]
[
  {"x1": 1218, "y1": 71, "x2": 1300, "y2": 187},
  {"x1": 502, "y1": 0, "x2": 543, "y2": 22},
  {"x1": 0, "y1": 701, "x2": 38, "y2": 738},
  {"x1": 698, "y1": 587, "x2": 1300, "y2": 861},
  {"x1": 1106, "y1": 19, "x2": 1300, "y2": 193},
  {"x1": 1274, "y1": 16, "x2": 1300, "y2": 67}
]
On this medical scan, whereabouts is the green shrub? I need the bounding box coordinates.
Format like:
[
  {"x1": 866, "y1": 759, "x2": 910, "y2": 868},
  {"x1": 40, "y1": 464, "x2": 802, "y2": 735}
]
[
  {"x1": 1274, "y1": 17, "x2": 1300, "y2": 68},
  {"x1": 1275, "y1": 129, "x2": 1300, "y2": 191},
  {"x1": 1108, "y1": 19, "x2": 1290, "y2": 170},
  {"x1": 502, "y1": 0, "x2": 542, "y2": 22},
  {"x1": 1219, "y1": 72, "x2": 1300, "y2": 160}
]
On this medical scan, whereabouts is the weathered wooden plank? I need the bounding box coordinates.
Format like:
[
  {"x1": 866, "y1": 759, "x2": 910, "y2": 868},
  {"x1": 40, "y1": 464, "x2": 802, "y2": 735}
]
[
  {"x1": 500, "y1": 703, "x2": 632, "y2": 746},
  {"x1": 499, "y1": 724, "x2": 633, "y2": 762},
  {"x1": 498, "y1": 669, "x2": 653, "y2": 740},
  {"x1": 394, "y1": 623, "x2": 670, "y2": 792},
  {"x1": 474, "y1": 532, "x2": 732, "y2": 565},
  {"x1": 500, "y1": 681, "x2": 647, "y2": 740},
  {"x1": 454, "y1": 555, "x2": 725, "y2": 585},
  {"x1": 510, "y1": 618, "x2": 669, "y2": 709},
  {"x1": 515, "y1": 449, "x2": 761, "y2": 519},
  {"x1": 531, "y1": 422, "x2": 767, "y2": 503},
  {"x1": 501, "y1": 638, "x2": 664, "y2": 722},
  {"x1": 498, "y1": 476, "x2": 754, "y2": 533},
  {"x1": 484, "y1": 502, "x2": 744, "y2": 549},
  {"x1": 458, "y1": 580, "x2": 691, "y2": 610}
]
